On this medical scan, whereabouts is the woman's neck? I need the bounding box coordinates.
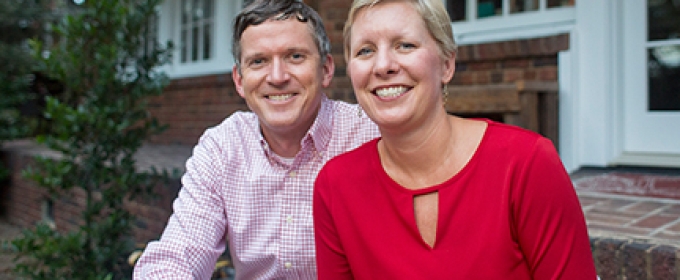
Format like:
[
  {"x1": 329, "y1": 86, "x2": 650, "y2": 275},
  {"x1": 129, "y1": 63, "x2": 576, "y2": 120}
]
[
  {"x1": 378, "y1": 114, "x2": 488, "y2": 190},
  {"x1": 378, "y1": 113, "x2": 461, "y2": 189}
]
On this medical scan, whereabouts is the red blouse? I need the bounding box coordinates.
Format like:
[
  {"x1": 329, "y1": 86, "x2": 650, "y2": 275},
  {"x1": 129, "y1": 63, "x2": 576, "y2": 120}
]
[{"x1": 314, "y1": 121, "x2": 597, "y2": 279}]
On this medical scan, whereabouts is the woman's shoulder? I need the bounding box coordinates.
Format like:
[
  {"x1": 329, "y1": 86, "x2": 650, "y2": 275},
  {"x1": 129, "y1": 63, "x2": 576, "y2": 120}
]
[
  {"x1": 484, "y1": 120, "x2": 545, "y2": 146},
  {"x1": 323, "y1": 138, "x2": 379, "y2": 170},
  {"x1": 475, "y1": 119, "x2": 557, "y2": 161}
]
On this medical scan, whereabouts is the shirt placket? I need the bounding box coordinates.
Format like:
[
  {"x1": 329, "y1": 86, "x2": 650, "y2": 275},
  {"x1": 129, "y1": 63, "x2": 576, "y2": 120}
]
[
  {"x1": 278, "y1": 136, "x2": 322, "y2": 278},
  {"x1": 279, "y1": 164, "x2": 299, "y2": 274}
]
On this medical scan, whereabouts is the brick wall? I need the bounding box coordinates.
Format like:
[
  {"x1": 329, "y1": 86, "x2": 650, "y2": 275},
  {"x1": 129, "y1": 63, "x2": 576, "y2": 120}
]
[
  {"x1": 453, "y1": 34, "x2": 569, "y2": 86},
  {"x1": 147, "y1": 74, "x2": 245, "y2": 145},
  {"x1": 0, "y1": 147, "x2": 180, "y2": 243},
  {"x1": 1, "y1": 150, "x2": 47, "y2": 229}
]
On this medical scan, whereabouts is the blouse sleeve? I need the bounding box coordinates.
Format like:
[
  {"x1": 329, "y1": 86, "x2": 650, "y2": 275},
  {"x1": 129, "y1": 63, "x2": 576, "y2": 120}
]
[
  {"x1": 313, "y1": 166, "x2": 354, "y2": 280},
  {"x1": 512, "y1": 137, "x2": 597, "y2": 279}
]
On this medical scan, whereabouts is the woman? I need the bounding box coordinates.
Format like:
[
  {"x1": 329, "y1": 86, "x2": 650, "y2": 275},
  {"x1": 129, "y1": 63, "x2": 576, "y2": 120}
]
[{"x1": 313, "y1": 0, "x2": 598, "y2": 279}]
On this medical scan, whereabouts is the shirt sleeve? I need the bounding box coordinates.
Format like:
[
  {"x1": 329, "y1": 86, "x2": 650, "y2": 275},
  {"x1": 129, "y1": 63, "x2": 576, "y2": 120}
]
[
  {"x1": 133, "y1": 132, "x2": 227, "y2": 279},
  {"x1": 313, "y1": 165, "x2": 354, "y2": 280},
  {"x1": 512, "y1": 137, "x2": 597, "y2": 280}
]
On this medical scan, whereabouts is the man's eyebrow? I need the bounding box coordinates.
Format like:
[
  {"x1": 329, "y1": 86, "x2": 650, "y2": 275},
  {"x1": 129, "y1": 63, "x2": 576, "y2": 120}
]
[
  {"x1": 286, "y1": 47, "x2": 312, "y2": 53},
  {"x1": 242, "y1": 51, "x2": 264, "y2": 60},
  {"x1": 241, "y1": 47, "x2": 315, "y2": 62}
]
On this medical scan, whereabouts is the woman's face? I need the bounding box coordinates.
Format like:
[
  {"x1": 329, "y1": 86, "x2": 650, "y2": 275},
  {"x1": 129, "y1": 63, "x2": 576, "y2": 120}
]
[{"x1": 347, "y1": 1, "x2": 455, "y2": 132}]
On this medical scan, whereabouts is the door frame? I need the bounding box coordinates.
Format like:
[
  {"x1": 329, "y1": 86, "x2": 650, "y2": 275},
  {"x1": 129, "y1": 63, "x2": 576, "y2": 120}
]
[{"x1": 611, "y1": 0, "x2": 680, "y2": 167}]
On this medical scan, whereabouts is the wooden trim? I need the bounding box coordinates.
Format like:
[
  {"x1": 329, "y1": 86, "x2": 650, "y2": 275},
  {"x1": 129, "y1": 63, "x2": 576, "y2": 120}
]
[{"x1": 446, "y1": 80, "x2": 560, "y2": 149}]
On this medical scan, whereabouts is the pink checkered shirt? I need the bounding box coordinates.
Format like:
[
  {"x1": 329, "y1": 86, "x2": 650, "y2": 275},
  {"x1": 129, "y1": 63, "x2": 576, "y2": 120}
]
[{"x1": 133, "y1": 96, "x2": 379, "y2": 279}]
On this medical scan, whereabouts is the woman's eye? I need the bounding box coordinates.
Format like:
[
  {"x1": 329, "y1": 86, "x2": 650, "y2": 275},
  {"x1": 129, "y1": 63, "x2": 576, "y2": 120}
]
[
  {"x1": 356, "y1": 48, "x2": 373, "y2": 57},
  {"x1": 399, "y1": 42, "x2": 416, "y2": 49}
]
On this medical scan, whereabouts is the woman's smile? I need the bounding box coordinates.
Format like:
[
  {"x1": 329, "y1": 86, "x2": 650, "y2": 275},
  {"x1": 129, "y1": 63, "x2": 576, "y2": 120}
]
[{"x1": 374, "y1": 86, "x2": 411, "y2": 98}]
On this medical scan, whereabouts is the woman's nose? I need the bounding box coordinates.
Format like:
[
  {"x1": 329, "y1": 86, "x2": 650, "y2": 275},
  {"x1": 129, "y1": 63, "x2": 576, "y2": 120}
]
[{"x1": 373, "y1": 50, "x2": 399, "y2": 77}]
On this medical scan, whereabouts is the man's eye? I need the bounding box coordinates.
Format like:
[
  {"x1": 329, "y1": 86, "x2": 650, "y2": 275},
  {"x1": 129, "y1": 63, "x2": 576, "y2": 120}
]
[
  {"x1": 248, "y1": 58, "x2": 265, "y2": 67},
  {"x1": 290, "y1": 53, "x2": 305, "y2": 61}
]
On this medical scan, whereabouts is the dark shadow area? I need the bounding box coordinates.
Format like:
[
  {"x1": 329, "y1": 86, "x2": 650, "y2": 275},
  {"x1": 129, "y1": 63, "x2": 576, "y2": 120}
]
[{"x1": 572, "y1": 165, "x2": 680, "y2": 178}]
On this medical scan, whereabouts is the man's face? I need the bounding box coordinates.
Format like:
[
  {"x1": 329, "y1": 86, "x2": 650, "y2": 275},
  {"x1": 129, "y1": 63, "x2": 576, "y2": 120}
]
[{"x1": 233, "y1": 18, "x2": 334, "y2": 141}]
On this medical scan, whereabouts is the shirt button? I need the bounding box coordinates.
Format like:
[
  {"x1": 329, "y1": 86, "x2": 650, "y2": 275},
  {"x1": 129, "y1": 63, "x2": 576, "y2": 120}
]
[
  {"x1": 289, "y1": 171, "x2": 297, "y2": 177},
  {"x1": 286, "y1": 216, "x2": 293, "y2": 223},
  {"x1": 284, "y1": 262, "x2": 292, "y2": 269}
]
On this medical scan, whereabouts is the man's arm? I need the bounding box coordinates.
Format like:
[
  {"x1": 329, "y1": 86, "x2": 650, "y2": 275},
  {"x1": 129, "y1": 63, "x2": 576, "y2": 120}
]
[{"x1": 134, "y1": 132, "x2": 228, "y2": 279}]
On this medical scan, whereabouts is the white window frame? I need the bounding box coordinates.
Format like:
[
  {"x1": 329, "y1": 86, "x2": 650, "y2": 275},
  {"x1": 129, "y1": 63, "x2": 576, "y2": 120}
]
[
  {"x1": 449, "y1": 0, "x2": 576, "y2": 46},
  {"x1": 178, "y1": 0, "x2": 214, "y2": 63},
  {"x1": 158, "y1": 0, "x2": 243, "y2": 78}
]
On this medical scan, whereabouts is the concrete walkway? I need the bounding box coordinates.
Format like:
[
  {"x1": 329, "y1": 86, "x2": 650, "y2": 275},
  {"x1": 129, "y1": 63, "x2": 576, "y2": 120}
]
[
  {"x1": 578, "y1": 191, "x2": 680, "y2": 245},
  {"x1": 573, "y1": 168, "x2": 680, "y2": 245}
]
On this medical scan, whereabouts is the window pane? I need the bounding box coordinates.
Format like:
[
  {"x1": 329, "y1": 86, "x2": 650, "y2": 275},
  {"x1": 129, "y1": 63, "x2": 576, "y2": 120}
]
[
  {"x1": 180, "y1": 0, "x2": 214, "y2": 64},
  {"x1": 145, "y1": 12, "x2": 159, "y2": 56},
  {"x1": 547, "y1": 0, "x2": 574, "y2": 8},
  {"x1": 511, "y1": 0, "x2": 539, "y2": 13},
  {"x1": 204, "y1": 0, "x2": 213, "y2": 18},
  {"x1": 203, "y1": 23, "x2": 211, "y2": 60},
  {"x1": 181, "y1": 30, "x2": 187, "y2": 63},
  {"x1": 648, "y1": 45, "x2": 680, "y2": 111},
  {"x1": 192, "y1": 26, "x2": 199, "y2": 61},
  {"x1": 447, "y1": 0, "x2": 467, "y2": 21},
  {"x1": 193, "y1": 0, "x2": 201, "y2": 22},
  {"x1": 182, "y1": 0, "x2": 189, "y2": 24},
  {"x1": 648, "y1": 0, "x2": 680, "y2": 41},
  {"x1": 478, "y1": 0, "x2": 502, "y2": 18}
]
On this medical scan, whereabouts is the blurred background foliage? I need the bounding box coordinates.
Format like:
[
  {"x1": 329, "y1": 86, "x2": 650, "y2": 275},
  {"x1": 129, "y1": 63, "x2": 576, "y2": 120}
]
[
  {"x1": 0, "y1": 0, "x2": 50, "y2": 180},
  {"x1": 3, "y1": 0, "x2": 173, "y2": 278}
]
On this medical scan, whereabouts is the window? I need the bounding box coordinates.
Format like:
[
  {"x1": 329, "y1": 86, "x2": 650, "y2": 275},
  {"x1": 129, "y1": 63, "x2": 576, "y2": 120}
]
[
  {"x1": 180, "y1": 0, "x2": 213, "y2": 63},
  {"x1": 447, "y1": 0, "x2": 576, "y2": 45},
  {"x1": 157, "y1": 0, "x2": 243, "y2": 78},
  {"x1": 647, "y1": 0, "x2": 680, "y2": 111},
  {"x1": 143, "y1": 10, "x2": 160, "y2": 58}
]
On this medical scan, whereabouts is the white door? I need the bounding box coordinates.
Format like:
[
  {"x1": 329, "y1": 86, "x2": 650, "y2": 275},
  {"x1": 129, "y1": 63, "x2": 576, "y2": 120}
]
[{"x1": 620, "y1": 0, "x2": 680, "y2": 166}]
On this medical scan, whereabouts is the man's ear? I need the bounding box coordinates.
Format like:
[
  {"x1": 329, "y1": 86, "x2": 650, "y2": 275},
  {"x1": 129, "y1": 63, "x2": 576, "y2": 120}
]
[
  {"x1": 232, "y1": 65, "x2": 246, "y2": 98},
  {"x1": 321, "y1": 54, "x2": 335, "y2": 88}
]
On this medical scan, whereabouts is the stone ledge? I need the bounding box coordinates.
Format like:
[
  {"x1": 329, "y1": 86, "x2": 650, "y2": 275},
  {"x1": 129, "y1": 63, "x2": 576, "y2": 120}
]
[
  {"x1": 1, "y1": 139, "x2": 192, "y2": 174},
  {"x1": 591, "y1": 236, "x2": 679, "y2": 279}
]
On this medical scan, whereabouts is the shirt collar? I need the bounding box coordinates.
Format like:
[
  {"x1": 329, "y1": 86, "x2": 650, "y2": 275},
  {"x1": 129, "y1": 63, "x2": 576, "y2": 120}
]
[
  {"x1": 258, "y1": 94, "x2": 333, "y2": 160},
  {"x1": 306, "y1": 94, "x2": 333, "y2": 154}
]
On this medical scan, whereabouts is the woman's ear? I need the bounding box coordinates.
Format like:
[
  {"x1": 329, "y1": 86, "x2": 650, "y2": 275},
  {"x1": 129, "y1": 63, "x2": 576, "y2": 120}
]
[{"x1": 441, "y1": 52, "x2": 456, "y2": 84}]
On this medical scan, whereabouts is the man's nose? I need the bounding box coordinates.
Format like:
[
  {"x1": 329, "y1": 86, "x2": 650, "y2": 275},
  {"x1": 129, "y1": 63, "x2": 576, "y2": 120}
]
[{"x1": 266, "y1": 58, "x2": 290, "y2": 84}]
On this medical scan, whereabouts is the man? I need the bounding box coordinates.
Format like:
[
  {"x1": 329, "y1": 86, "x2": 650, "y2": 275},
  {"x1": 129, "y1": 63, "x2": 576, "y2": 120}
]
[{"x1": 133, "y1": 0, "x2": 378, "y2": 279}]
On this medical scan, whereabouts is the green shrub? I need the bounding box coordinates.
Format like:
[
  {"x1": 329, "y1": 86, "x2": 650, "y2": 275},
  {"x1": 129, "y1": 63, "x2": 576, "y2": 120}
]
[
  {"x1": 0, "y1": 0, "x2": 46, "y2": 180},
  {"x1": 10, "y1": 0, "x2": 172, "y2": 279}
]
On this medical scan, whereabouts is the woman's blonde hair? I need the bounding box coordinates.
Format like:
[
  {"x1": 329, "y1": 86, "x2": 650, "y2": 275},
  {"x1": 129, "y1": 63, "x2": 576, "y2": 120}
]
[{"x1": 343, "y1": 0, "x2": 457, "y2": 62}]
